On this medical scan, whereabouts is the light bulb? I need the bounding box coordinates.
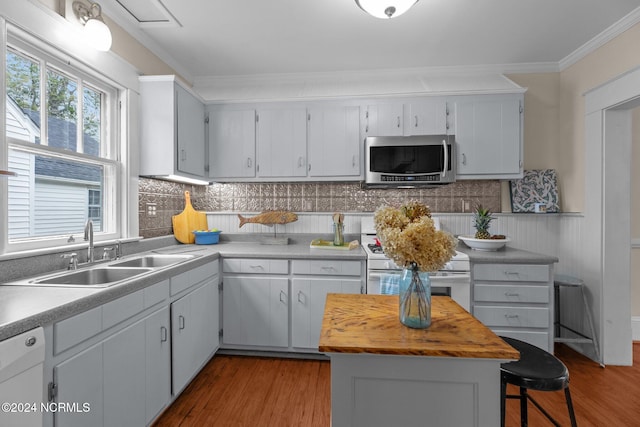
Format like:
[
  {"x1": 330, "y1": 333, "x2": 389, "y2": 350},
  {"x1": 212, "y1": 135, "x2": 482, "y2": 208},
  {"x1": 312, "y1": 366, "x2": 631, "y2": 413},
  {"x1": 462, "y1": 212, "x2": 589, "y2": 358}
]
[{"x1": 84, "y1": 18, "x2": 112, "y2": 51}]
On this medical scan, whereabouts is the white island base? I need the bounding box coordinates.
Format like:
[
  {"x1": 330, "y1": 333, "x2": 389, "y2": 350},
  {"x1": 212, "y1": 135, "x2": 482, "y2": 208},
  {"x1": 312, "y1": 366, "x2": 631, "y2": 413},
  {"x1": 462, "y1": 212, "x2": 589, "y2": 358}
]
[{"x1": 327, "y1": 352, "x2": 506, "y2": 427}]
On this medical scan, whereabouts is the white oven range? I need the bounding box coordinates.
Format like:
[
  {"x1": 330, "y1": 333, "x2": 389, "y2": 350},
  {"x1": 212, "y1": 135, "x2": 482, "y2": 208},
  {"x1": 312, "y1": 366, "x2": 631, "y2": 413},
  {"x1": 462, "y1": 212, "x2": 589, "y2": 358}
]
[{"x1": 361, "y1": 216, "x2": 471, "y2": 311}]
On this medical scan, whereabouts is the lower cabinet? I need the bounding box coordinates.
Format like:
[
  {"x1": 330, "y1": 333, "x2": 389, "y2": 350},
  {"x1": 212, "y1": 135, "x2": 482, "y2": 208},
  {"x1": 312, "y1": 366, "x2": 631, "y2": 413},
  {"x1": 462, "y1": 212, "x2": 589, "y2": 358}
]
[
  {"x1": 291, "y1": 278, "x2": 362, "y2": 350},
  {"x1": 471, "y1": 262, "x2": 554, "y2": 352},
  {"x1": 220, "y1": 257, "x2": 365, "y2": 353},
  {"x1": 54, "y1": 307, "x2": 170, "y2": 427},
  {"x1": 171, "y1": 280, "x2": 219, "y2": 395},
  {"x1": 222, "y1": 276, "x2": 289, "y2": 348}
]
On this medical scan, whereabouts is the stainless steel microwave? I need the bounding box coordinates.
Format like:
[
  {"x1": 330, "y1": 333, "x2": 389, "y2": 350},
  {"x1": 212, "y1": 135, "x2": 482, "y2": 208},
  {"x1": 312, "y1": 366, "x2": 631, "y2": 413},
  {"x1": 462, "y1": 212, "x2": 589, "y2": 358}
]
[{"x1": 364, "y1": 135, "x2": 456, "y2": 187}]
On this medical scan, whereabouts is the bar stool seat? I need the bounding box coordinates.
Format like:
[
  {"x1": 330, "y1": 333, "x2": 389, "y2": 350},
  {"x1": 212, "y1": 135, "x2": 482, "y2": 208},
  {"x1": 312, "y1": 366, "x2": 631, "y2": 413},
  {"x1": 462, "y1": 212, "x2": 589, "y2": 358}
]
[
  {"x1": 554, "y1": 274, "x2": 603, "y2": 366},
  {"x1": 500, "y1": 336, "x2": 577, "y2": 427}
]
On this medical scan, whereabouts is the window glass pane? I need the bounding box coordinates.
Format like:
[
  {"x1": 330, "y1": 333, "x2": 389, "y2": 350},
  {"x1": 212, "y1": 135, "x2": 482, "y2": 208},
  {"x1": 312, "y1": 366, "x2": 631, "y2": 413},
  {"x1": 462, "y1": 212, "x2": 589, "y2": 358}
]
[
  {"x1": 83, "y1": 87, "x2": 102, "y2": 157},
  {"x1": 46, "y1": 68, "x2": 77, "y2": 152},
  {"x1": 7, "y1": 148, "x2": 107, "y2": 239},
  {"x1": 5, "y1": 50, "x2": 41, "y2": 143}
]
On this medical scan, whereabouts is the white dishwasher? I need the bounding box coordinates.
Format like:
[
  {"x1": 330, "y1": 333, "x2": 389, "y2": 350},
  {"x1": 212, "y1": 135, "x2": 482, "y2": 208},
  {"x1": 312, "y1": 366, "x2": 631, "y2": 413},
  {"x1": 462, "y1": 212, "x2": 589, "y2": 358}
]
[{"x1": 0, "y1": 327, "x2": 45, "y2": 427}]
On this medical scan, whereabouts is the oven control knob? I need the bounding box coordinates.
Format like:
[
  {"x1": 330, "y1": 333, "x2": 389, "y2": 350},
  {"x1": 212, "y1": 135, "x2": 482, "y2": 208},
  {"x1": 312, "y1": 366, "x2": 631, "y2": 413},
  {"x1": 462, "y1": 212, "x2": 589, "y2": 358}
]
[{"x1": 443, "y1": 262, "x2": 453, "y2": 270}]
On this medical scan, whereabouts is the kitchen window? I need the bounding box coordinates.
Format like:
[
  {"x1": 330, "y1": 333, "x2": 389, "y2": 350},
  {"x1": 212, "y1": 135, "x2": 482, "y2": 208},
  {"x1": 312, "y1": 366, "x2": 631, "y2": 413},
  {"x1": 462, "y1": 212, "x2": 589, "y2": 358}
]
[{"x1": 2, "y1": 30, "x2": 123, "y2": 253}]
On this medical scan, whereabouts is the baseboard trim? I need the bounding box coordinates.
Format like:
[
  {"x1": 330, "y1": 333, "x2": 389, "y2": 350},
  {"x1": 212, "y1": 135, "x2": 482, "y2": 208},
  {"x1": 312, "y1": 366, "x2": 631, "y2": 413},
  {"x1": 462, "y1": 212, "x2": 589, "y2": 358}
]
[{"x1": 632, "y1": 316, "x2": 640, "y2": 341}]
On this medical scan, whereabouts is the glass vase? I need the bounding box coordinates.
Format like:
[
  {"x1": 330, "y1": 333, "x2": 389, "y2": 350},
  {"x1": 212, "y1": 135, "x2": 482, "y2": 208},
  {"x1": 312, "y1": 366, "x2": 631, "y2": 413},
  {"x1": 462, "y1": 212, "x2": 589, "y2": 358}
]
[
  {"x1": 333, "y1": 223, "x2": 344, "y2": 246},
  {"x1": 398, "y1": 263, "x2": 431, "y2": 328}
]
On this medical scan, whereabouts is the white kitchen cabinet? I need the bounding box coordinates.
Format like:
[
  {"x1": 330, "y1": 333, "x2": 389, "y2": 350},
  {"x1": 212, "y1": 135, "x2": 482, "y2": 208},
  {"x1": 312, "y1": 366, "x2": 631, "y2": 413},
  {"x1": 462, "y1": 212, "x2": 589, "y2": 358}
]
[
  {"x1": 222, "y1": 276, "x2": 289, "y2": 348},
  {"x1": 53, "y1": 307, "x2": 169, "y2": 427},
  {"x1": 53, "y1": 343, "x2": 103, "y2": 427},
  {"x1": 209, "y1": 108, "x2": 256, "y2": 179},
  {"x1": 256, "y1": 108, "x2": 307, "y2": 177},
  {"x1": 307, "y1": 106, "x2": 361, "y2": 177},
  {"x1": 404, "y1": 98, "x2": 450, "y2": 136},
  {"x1": 471, "y1": 262, "x2": 554, "y2": 352},
  {"x1": 171, "y1": 279, "x2": 218, "y2": 396},
  {"x1": 291, "y1": 278, "x2": 362, "y2": 350},
  {"x1": 144, "y1": 306, "x2": 171, "y2": 424},
  {"x1": 364, "y1": 102, "x2": 404, "y2": 136},
  {"x1": 139, "y1": 75, "x2": 206, "y2": 181},
  {"x1": 453, "y1": 94, "x2": 523, "y2": 179}
]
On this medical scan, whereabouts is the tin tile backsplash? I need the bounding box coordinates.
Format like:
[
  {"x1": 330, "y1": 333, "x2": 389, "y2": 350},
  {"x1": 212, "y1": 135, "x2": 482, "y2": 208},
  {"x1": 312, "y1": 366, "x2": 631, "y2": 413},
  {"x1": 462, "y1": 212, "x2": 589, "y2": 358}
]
[{"x1": 138, "y1": 178, "x2": 500, "y2": 238}]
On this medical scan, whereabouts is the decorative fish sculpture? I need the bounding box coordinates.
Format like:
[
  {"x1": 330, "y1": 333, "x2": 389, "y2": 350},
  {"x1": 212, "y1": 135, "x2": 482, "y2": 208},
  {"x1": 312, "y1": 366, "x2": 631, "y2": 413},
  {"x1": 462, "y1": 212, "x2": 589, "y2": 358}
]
[{"x1": 238, "y1": 210, "x2": 298, "y2": 228}]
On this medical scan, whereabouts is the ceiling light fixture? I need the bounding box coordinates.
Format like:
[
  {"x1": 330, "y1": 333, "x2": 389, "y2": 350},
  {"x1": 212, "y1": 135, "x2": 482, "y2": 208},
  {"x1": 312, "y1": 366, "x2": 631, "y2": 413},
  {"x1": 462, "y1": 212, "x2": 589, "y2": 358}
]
[
  {"x1": 73, "y1": 1, "x2": 112, "y2": 51},
  {"x1": 355, "y1": 0, "x2": 419, "y2": 19}
]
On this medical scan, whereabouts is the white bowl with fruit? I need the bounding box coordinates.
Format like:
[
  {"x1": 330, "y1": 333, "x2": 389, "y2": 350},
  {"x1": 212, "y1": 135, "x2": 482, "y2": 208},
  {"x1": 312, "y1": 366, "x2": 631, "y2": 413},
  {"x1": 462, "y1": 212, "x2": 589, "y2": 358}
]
[{"x1": 459, "y1": 205, "x2": 509, "y2": 251}]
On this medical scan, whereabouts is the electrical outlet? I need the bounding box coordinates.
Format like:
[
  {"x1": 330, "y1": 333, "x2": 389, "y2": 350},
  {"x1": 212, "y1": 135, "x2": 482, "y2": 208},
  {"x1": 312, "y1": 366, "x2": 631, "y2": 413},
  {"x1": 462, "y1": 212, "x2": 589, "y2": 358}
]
[
  {"x1": 146, "y1": 203, "x2": 157, "y2": 217},
  {"x1": 461, "y1": 199, "x2": 471, "y2": 212}
]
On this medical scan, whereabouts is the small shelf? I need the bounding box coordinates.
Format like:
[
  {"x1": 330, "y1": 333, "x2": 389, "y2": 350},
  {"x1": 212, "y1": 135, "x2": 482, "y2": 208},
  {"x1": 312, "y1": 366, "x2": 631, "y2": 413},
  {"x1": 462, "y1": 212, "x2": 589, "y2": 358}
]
[{"x1": 0, "y1": 170, "x2": 17, "y2": 177}]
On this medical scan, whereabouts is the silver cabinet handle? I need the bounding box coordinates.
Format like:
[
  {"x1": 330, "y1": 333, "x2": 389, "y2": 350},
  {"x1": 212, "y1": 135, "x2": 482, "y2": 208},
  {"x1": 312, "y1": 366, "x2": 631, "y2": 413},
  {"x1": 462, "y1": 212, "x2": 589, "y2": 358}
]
[
  {"x1": 297, "y1": 290, "x2": 305, "y2": 303},
  {"x1": 161, "y1": 326, "x2": 168, "y2": 342},
  {"x1": 298, "y1": 157, "x2": 304, "y2": 168},
  {"x1": 414, "y1": 115, "x2": 418, "y2": 127},
  {"x1": 504, "y1": 314, "x2": 519, "y2": 319},
  {"x1": 181, "y1": 149, "x2": 187, "y2": 161},
  {"x1": 461, "y1": 153, "x2": 467, "y2": 165},
  {"x1": 247, "y1": 157, "x2": 252, "y2": 168},
  {"x1": 321, "y1": 266, "x2": 336, "y2": 271},
  {"x1": 504, "y1": 292, "x2": 520, "y2": 297},
  {"x1": 178, "y1": 315, "x2": 185, "y2": 330},
  {"x1": 397, "y1": 116, "x2": 401, "y2": 128},
  {"x1": 25, "y1": 336, "x2": 37, "y2": 347},
  {"x1": 250, "y1": 264, "x2": 265, "y2": 270},
  {"x1": 279, "y1": 290, "x2": 287, "y2": 303}
]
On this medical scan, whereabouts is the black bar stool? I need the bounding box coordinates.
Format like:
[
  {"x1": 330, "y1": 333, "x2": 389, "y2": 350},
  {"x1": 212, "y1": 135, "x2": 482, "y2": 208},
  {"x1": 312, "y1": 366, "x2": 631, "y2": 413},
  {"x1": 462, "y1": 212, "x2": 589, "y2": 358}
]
[
  {"x1": 500, "y1": 336, "x2": 578, "y2": 427},
  {"x1": 554, "y1": 274, "x2": 603, "y2": 366}
]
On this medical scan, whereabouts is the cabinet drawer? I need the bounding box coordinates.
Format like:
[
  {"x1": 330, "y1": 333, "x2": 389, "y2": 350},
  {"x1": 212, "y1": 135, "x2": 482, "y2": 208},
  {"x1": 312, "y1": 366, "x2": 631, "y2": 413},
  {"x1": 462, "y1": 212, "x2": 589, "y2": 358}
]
[
  {"x1": 474, "y1": 264, "x2": 550, "y2": 282},
  {"x1": 103, "y1": 290, "x2": 144, "y2": 330},
  {"x1": 474, "y1": 306, "x2": 549, "y2": 328},
  {"x1": 292, "y1": 260, "x2": 361, "y2": 276},
  {"x1": 493, "y1": 330, "x2": 549, "y2": 351},
  {"x1": 474, "y1": 284, "x2": 549, "y2": 303},
  {"x1": 54, "y1": 306, "x2": 102, "y2": 354},
  {"x1": 222, "y1": 258, "x2": 289, "y2": 274},
  {"x1": 171, "y1": 262, "x2": 218, "y2": 295}
]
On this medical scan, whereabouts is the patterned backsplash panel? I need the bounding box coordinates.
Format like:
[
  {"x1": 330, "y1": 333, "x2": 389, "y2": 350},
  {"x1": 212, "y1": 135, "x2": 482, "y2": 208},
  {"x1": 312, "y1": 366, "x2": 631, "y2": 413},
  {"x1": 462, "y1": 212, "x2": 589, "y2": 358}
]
[{"x1": 138, "y1": 178, "x2": 501, "y2": 238}]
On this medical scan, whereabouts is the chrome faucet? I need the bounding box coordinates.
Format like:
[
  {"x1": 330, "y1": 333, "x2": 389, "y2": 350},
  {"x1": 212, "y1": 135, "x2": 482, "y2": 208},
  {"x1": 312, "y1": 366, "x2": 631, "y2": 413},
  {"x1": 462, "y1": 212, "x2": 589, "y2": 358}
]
[{"x1": 84, "y1": 219, "x2": 94, "y2": 263}]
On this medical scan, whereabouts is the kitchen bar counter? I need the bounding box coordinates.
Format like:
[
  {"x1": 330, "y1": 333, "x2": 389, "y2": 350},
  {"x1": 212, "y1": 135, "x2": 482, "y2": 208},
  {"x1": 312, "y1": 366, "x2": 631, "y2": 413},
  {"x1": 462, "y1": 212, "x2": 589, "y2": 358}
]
[
  {"x1": 319, "y1": 293, "x2": 518, "y2": 427},
  {"x1": 458, "y1": 244, "x2": 559, "y2": 264}
]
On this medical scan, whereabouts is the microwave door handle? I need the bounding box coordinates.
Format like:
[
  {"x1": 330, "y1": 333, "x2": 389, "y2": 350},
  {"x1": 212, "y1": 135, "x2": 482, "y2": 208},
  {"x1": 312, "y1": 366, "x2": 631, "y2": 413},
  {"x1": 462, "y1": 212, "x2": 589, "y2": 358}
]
[{"x1": 441, "y1": 138, "x2": 448, "y2": 178}]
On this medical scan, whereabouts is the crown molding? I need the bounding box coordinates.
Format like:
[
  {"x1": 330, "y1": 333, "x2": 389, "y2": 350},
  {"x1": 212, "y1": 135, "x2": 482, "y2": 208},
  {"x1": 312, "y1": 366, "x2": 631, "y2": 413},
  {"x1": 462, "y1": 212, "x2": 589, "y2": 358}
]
[{"x1": 559, "y1": 6, "x2": 640, "y2": 71}]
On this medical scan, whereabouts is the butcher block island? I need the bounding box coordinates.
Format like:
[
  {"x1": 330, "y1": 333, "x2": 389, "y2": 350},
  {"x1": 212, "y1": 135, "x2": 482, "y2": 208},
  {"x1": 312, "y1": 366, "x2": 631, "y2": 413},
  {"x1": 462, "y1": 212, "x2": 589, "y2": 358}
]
[{"x1": 319, "y1": 294, "x2": 519, "y2": 427}]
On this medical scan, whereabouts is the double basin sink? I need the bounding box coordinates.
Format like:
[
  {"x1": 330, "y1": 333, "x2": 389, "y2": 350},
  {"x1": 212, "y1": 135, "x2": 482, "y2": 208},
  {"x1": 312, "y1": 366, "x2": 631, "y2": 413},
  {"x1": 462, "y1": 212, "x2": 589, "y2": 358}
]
[{"x1": 29, "y1": 254, "x2": 197, "y2": 288}]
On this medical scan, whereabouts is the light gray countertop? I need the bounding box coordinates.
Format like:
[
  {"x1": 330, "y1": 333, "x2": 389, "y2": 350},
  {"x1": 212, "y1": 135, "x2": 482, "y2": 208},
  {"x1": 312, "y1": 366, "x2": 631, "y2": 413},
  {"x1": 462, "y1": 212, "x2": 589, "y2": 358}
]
[{"x1": 0, "y1": 234, "x2": 558, "y2": 341}]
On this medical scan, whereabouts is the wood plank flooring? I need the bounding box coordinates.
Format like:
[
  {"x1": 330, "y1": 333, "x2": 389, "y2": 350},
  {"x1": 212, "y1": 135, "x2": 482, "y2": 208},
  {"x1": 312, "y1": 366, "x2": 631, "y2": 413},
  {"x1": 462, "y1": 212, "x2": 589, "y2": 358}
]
[{"x1": 153, "y1": 344, "x2": 640, "y2": 427}]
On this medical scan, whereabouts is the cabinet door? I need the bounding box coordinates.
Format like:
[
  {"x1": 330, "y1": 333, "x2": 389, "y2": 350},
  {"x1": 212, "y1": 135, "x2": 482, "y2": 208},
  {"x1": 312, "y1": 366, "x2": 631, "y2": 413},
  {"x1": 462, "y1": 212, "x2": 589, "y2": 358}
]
[
  {"x1": 404, "y1": 98, "x2": 449, "y2": 135},
  {"x1": 365, "y1": 103, "x2": 403, "y2": 136},
  {"x1": 54, "y1": 344, "x2": 103, "y2": 427},
  {"x1": 103, "y1": 321, "x2": 146, "y2": 427},
  {"x1": 256, "y1": 108, "x2": 307, "y2": 177},
  {"x1": 209, "y1": 109, "x2": 256, "y2": 178},
  {"x1": 171, "y1": 281, "x2": 217, "y2": 396},
  {"x1": 454, "y1": 95, "x2": 522, "y2": 178},
  {"x1": 291, "y1": 278, "x2": 362, "y2": 349},
  {"x1": 145, "y1": 307, "x2": 171, "y2": 424},
  {"x1": 222, "y1": 276, "x2": 289, "y2": 348},
  {"x1": 308, "y1": 106, "x2": 361, "y2": 177},
  {"x1": 176, "y1": 84, "x2": 205, "y2": 177}
]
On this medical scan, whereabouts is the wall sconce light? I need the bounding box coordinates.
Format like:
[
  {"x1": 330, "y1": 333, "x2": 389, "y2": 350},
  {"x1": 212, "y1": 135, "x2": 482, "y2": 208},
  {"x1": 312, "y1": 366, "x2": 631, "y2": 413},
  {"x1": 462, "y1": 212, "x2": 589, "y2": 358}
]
[
  {"x1": 355, "y1": 0, "x2": 419, "y2": 19},
  {"x1": 73, "y1": 1, "x2": 112, "y2": 51}
]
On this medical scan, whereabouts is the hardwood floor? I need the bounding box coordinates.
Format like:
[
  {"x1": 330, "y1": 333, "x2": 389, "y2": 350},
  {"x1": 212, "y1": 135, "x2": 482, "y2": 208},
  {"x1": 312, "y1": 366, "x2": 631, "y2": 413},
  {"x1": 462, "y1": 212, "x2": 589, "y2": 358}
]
[{"x1": 153, "y1": 344, "x2": 640, "y2": 427}]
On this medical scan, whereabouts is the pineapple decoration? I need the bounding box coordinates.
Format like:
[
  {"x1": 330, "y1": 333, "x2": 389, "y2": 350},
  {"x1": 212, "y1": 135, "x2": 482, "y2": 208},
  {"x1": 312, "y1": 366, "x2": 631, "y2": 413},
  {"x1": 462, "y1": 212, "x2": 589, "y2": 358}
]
[{"x1": 473, "y1": 205, "x2": 494, "y2": 239}]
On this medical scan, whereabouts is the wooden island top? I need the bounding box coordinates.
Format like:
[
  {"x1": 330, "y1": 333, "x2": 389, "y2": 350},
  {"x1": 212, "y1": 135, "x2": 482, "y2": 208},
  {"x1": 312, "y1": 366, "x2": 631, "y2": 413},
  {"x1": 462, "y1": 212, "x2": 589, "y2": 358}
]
[{"x1": 319, "y1": 294, "x2": 519, "y2": 360}]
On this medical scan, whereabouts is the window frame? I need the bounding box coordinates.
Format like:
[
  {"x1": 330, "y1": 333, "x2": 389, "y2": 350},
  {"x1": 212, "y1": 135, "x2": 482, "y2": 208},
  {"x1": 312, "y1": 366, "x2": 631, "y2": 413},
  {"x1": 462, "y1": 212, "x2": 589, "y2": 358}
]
[{"x1": 1, "y1": 21, "x2": 132, "y2": 256}]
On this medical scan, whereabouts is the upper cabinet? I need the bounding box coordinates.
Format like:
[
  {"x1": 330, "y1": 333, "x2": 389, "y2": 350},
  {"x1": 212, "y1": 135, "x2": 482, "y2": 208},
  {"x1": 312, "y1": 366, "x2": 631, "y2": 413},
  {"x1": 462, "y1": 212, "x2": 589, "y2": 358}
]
[
  {"x1": 139, "y1": 76, "x2": 207, "y2": 182},
  {"x1": 256, "y1": 108, "x2": 308, "y2": 178},
  {"x1": 453, "y1": 94, "x2": 523, "y2": 179},
  {"x1": 363, "y1": 97, "x2": 451, "y2": 137},
  {"x1": 307, "y1": 106, "x2": 361, "y2": 177},
  {"x1": 209, "y1": 109, "x2": 256, "y2": 179}
]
